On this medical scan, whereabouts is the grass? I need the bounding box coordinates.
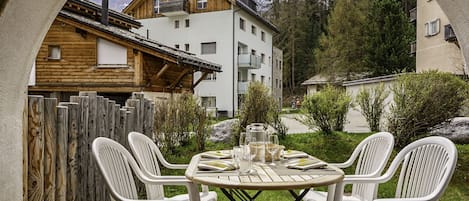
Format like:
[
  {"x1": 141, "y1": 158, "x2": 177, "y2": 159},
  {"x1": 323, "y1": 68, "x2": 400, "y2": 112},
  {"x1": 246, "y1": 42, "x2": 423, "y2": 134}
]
[{"x1": 158, "y1": 132, "x2": 469, "y2": 201}]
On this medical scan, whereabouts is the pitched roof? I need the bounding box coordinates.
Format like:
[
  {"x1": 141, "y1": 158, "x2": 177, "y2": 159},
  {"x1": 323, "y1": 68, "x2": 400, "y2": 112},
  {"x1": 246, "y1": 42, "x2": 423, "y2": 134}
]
[
  {"x1": 235, "y1": 0, "x2": 279, "y2": 33},
  {"x1": 58, "y1": 9, "x2": 222, "y2": 72},
  {"x1": 67, "y1": 0, "x2": 142, "y2": 29}
]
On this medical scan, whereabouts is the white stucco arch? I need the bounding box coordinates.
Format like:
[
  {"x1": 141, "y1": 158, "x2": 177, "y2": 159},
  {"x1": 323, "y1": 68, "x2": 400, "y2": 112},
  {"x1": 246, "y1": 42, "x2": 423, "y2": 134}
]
[
  {"x1": 0, "y1": 0, "x2": 65, "y2": 199},
  {"x1": 436, "y1": 0, "x2": 469, "y2": 68}
]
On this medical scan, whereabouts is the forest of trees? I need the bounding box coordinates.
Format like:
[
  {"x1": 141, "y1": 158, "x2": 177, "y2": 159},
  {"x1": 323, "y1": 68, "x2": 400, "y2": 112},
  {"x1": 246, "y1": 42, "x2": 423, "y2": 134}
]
[{"x1": 259, "y1": 0, "x2": 416, "y2": 97}]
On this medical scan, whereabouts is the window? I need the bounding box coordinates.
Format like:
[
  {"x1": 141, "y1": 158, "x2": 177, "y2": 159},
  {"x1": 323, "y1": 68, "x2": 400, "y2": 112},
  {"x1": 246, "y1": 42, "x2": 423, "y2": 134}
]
[
  {"x1": 175, "y1": 44, "x2": 180, "y2": 49},
  {"x1": 261, "y1": 31, "x2": 265, "y2": 41},
  {"x1": 425, "y1": 19, "x2": 440, "y2": 36},
  {"x1": 251, "y1": 73, "x2": 256, "y2": 81},
  {"x1": 197, "y1": 0, "x2": 207, "y2": 9},
  {"x1": 251, "y1": 49, "x2": 256, "y2": 55},
  {"x1": 261, "y1": 53, "x2": 265, "y2": 63},
  {"x1": 240, "y1": 18, "x2": 245, "y2": 30},
  {"x1": 201, "y1": 42, "x2": 216, "y2": 54},
  {"x1": 48, "y1": 45, "x2": 61, "y2": 60},
  {"x1": 251, "y1": 25, "x2": 256, "y2": 35},
  {"x1": 185, "y1": 19, "x2": 190, "y2": 28},
  {"x1": 175, "y1": 20, "x2": 180, "y2": 28},
  {"x1": 185, "y1": 43, "x2": 190, "y2": 51},
  {"x1": 204, "y1": 72, "x2": 217, "y2": 80},
  {"x1": 261, "y1": 75, "x2": 265, "y2": 84},
  {"x1": 154, "y1": 0, "x2": 160, "y2": 13},
  {"x1": 275, "y1": 79, "x2": 278, "y2": 88},
  {"x1": 97, "y1": 38, "x2": 127, "y2": 67},
  {"x1": 201, "y1": 96, "x2": 216, "y2": 108}
]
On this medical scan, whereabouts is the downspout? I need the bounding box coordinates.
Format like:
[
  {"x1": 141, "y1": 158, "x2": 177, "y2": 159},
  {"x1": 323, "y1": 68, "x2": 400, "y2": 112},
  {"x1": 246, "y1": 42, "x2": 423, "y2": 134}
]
[{"x1": 233, "y1": 4, "x2": 240, "y2": 117}]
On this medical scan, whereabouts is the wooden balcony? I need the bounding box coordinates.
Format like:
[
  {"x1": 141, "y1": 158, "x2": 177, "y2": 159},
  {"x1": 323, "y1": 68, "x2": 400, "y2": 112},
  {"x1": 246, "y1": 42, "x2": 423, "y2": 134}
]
[{"x1": 159, "y1": 0, "x2": 189, "y2": 16}]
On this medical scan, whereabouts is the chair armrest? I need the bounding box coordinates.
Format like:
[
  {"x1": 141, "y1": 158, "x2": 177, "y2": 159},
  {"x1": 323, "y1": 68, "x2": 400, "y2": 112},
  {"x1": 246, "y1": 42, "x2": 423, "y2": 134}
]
[
  {"x1": 162, "y1": 163, "x2": 189, "y2": 169},
  {"x1": 328, "y1": 162, "x2": 350, "y2": 168}
]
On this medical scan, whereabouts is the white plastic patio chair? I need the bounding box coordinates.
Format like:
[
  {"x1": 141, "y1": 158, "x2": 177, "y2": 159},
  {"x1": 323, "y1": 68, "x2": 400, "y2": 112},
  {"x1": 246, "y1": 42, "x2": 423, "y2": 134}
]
[
  {"x1": 127, "y1": 132, "x2": 217, "y2": 201},
  {"x1": 302, "y1": 132, "x2": 395, "y2": 201},
  {"x1": 341, "y1": 136, "x2": 457, "y2": 201},
  {"x1": 92, "y1": 137, "x2": 201, "y2": 201}
]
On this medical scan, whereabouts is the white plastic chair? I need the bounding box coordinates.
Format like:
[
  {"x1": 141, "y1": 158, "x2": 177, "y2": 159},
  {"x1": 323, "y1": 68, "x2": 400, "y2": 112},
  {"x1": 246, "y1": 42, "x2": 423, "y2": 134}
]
[
  {"x1": 303, "y1": 132, "x2": 395, "y2": 201},
  {"x1": 92, "y1": 137, "x2": 201, "y2": 201},
  {"x1": 341, "y1": 136, "x2": 457, "y2": 201},
  {"x1": 128, "y1": 132, "x2": 217, "y2": 201}
]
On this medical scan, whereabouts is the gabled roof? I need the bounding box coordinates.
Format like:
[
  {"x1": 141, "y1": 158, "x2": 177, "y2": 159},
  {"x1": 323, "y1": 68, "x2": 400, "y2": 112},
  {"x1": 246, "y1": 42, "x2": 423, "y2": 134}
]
[
  {"x1": 301, "y1": 74, "x2": 346, "y2": 85},
  {"x1": 66, "y1": 0, "x2": 142, "y2": 29},
  {"x1": 235, "y1": 0, "x2": 279, "y2": 33},
  {"x1": 58, "y1": 9, "x2": 222, "y2": 72}
]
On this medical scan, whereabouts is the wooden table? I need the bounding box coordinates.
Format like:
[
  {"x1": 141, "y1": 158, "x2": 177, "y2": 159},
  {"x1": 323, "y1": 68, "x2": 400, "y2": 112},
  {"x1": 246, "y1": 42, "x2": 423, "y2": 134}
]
[{"x1": 185, "y1": 153, "x2": 345, "y2": 201}]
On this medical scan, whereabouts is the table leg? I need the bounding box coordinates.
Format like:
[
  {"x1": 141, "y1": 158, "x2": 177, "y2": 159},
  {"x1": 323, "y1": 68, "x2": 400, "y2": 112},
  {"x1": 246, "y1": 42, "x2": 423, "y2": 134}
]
[
  {"x1": 288, "y1": 189, "x2": 310, "y2": 201},
  {"x1": 220, "y1": 189, "x2": 263, "y2": 201},
  {"x1": 220, "y1": 188, "x2": 237, "y2": 201}
]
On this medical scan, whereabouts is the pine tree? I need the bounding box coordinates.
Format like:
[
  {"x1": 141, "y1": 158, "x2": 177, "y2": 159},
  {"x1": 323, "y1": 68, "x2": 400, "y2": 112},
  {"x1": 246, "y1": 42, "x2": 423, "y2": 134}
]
[
  {"x1": 268, "y1": 0, "x2": 325, "y2": 95},
  {"x1": 314, "y1": 0, "x2": 370, "y2": 80},
  {"x1": 365, "y1": 0, "x2": 415, "y2": 76}
]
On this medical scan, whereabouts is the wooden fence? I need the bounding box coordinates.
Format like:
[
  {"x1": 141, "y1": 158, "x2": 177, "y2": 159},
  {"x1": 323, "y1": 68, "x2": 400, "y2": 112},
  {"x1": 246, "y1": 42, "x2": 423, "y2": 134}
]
[{"x1": 25, "y1": 91, "x2": 155, "y2": 201}]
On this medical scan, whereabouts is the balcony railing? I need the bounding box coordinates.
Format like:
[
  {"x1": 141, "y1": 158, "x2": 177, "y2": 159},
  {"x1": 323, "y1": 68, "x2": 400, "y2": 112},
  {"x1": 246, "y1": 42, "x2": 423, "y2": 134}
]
[
  {"x1": 159, "y1": 0, "x2": 189, "y2": 16},
  {"x1": 237, "y1": 0, "x2": 258, "y2": 12},
  {"x1": 238, "y1": 81, "x2": 249, "y2": 94},
  {"x1": 238, "y1": 54, "x2": 261, "y2": 69},
  {"x1": 409, "y1": 7, "x2": 416, "y2": 23}
]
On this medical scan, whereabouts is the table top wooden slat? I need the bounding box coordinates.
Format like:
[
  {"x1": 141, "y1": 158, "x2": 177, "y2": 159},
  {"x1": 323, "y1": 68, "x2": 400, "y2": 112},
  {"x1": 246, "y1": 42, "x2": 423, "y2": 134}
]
[{"x1": 186, "y1": 153, "x2": 344, "y2": 190}]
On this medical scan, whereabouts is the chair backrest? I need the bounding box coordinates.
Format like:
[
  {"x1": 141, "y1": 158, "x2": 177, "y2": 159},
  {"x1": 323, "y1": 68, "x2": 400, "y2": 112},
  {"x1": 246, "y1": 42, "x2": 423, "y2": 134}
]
[
  {"x1": 350, "y1": 132, "x2": 394, "y2": 200},
  {"x1": 128, "y1": 132, "x2": 165, "y2": 200},
  {"x1": 391, "y1": 136, "x2": 457, "y2": 200},
  {"x1": 92, "y1": 137, "x2": 141, "y2": 201}
]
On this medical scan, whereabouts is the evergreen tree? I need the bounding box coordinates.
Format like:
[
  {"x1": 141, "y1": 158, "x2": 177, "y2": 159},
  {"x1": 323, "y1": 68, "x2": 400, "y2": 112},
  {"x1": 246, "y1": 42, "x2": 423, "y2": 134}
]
[
  {"x1": 268, "y1": 0, "x2": 326, "y2": 95},
  {"x1": 315, "y1": 0, "x2": 371, "y2": 80},
  {"x1": 365, "y1": 0, "x2": 415, "y2": 76}
]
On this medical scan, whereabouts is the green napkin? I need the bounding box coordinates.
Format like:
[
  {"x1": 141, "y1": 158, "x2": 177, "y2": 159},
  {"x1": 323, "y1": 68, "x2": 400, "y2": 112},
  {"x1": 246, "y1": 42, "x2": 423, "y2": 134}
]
[{"x1": 198, "y1": 160, "x2": 237, "y2": 171}]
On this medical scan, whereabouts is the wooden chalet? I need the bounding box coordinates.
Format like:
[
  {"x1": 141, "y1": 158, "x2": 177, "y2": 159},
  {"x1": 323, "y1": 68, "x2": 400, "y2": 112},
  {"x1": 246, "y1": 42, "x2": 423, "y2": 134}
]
[
  {"x1": 29, "y1": 0, "x2": 221, "y2": 100},
  {"x1": 122, "y1": 0, "x2": 278, "y2": 31}
]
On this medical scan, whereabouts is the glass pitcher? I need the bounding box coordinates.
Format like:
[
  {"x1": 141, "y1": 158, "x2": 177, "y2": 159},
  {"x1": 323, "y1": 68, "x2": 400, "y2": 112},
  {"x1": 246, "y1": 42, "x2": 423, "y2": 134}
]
[{"x1": 247, "y1": 123, "x2": 267, "y2": 163}]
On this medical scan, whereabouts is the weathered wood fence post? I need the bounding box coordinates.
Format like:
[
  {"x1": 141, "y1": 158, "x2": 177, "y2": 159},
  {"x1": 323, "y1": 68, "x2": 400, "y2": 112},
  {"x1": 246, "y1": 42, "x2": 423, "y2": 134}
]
[
  {"x1": 28, "y1": 96, "x2": 45, "y2": 201},
  {"x1": 26, "y1": 92, "x2": 155, "y2": 201}
]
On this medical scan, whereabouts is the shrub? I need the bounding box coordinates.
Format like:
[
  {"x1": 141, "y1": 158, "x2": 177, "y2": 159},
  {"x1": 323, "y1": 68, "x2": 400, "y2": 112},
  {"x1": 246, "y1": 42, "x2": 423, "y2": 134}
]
[
  {"x1": 387, "y1": 71, "x2": 469, "y2": 149},
  {"x1": 300, "y1": 85, "x2": 352, "y2": 134},
  {"x1": 356, "y1": 83, "x2": 389, "y2": 132},
  {"x1": 236, "y1": 82, "x2": 287, "y2": 142},
  {"x1": 154, "y1": 93, "x2": 209, "y2": 153}
]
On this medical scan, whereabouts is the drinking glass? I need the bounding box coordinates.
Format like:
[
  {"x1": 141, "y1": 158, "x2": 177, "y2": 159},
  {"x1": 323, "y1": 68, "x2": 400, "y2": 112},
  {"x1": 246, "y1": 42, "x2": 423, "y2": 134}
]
[
  {"x1": 232, "y1": 146, "x2": 241, "y2": 169},
  {"x1": 267, "y1": 134, "x2": 279, "y2": 166},
  {"x1": 239, "y1": 132, "x2": 247, "y2": 159},
  {"x1": 244, "y1": 136, "x2": 257, "y2": 175}
]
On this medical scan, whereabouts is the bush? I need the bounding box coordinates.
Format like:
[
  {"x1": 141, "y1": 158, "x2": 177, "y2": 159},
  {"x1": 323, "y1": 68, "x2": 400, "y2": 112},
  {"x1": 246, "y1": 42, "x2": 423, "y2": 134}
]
[
  {"x1": 236, "y1": 82, "x2": 287, "y2": 142},
  {"x1": 154, "y1": 93, "x2": 209, "y2": 153},
  {"x1": 356, "y1": 83, "x2": 389, "y2": 132},
  {"x1": 300, "y1": 85, "x2": 352, "y2": 134},
  {"x1": 387, "y1": 71, "x2": 469, "y2": 149}
]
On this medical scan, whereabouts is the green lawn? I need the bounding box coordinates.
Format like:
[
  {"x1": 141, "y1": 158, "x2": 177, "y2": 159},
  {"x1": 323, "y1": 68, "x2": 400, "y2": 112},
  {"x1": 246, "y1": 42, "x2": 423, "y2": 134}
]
[{"x1": 160, "y1": 132, "x2": 469, "y2": 201}]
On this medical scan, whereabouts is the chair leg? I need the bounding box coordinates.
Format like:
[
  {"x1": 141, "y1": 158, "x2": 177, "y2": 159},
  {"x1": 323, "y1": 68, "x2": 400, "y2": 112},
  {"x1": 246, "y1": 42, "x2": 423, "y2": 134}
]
[{"x1": 187, "y1": 182, "x2": 201, "y2": 201}]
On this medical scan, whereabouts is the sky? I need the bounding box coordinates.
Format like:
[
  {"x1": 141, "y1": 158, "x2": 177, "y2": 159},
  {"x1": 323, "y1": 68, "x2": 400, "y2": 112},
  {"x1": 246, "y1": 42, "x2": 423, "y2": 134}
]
[{"x1": 89, "y1": 0, "x2": 132, "y2": 12}]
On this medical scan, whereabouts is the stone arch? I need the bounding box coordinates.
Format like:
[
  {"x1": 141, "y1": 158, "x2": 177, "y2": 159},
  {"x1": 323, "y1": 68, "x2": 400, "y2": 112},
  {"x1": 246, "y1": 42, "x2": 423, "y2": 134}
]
[{"x1": 0, "y1": 0, "x2": 65, "y2": 199}]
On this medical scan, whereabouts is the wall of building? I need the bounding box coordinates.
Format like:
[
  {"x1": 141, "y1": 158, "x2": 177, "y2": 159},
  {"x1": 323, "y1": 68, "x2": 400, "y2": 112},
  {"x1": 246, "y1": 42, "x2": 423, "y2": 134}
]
[
  {"x1": 272, "y1": 47, "x2": 283, "y2": 109},
  {"x1": 416, "y1": 0, "x2": 465, "y2": 74},
  {"x1": 137, "y1": 10, "x2": 235, "y2": 115},
  {"x1": 34, "y1": 20, "x2": 136, "y2": 87},
  {"x1": 136, "y1": 7, "x2": 276, "y2": 116},
  {"x1": 343, "y1": 79, "x2": 395, "y2": 133}
]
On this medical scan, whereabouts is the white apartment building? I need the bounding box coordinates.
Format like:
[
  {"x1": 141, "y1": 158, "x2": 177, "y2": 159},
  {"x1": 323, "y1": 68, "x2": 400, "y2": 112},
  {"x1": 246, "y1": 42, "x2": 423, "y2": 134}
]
[
  {"x1": 124, "y1": 0, "x2": 280, "y2": 117},
  {"x1": 414, "y1": 0, "x2": 465, "y2": 74}
]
